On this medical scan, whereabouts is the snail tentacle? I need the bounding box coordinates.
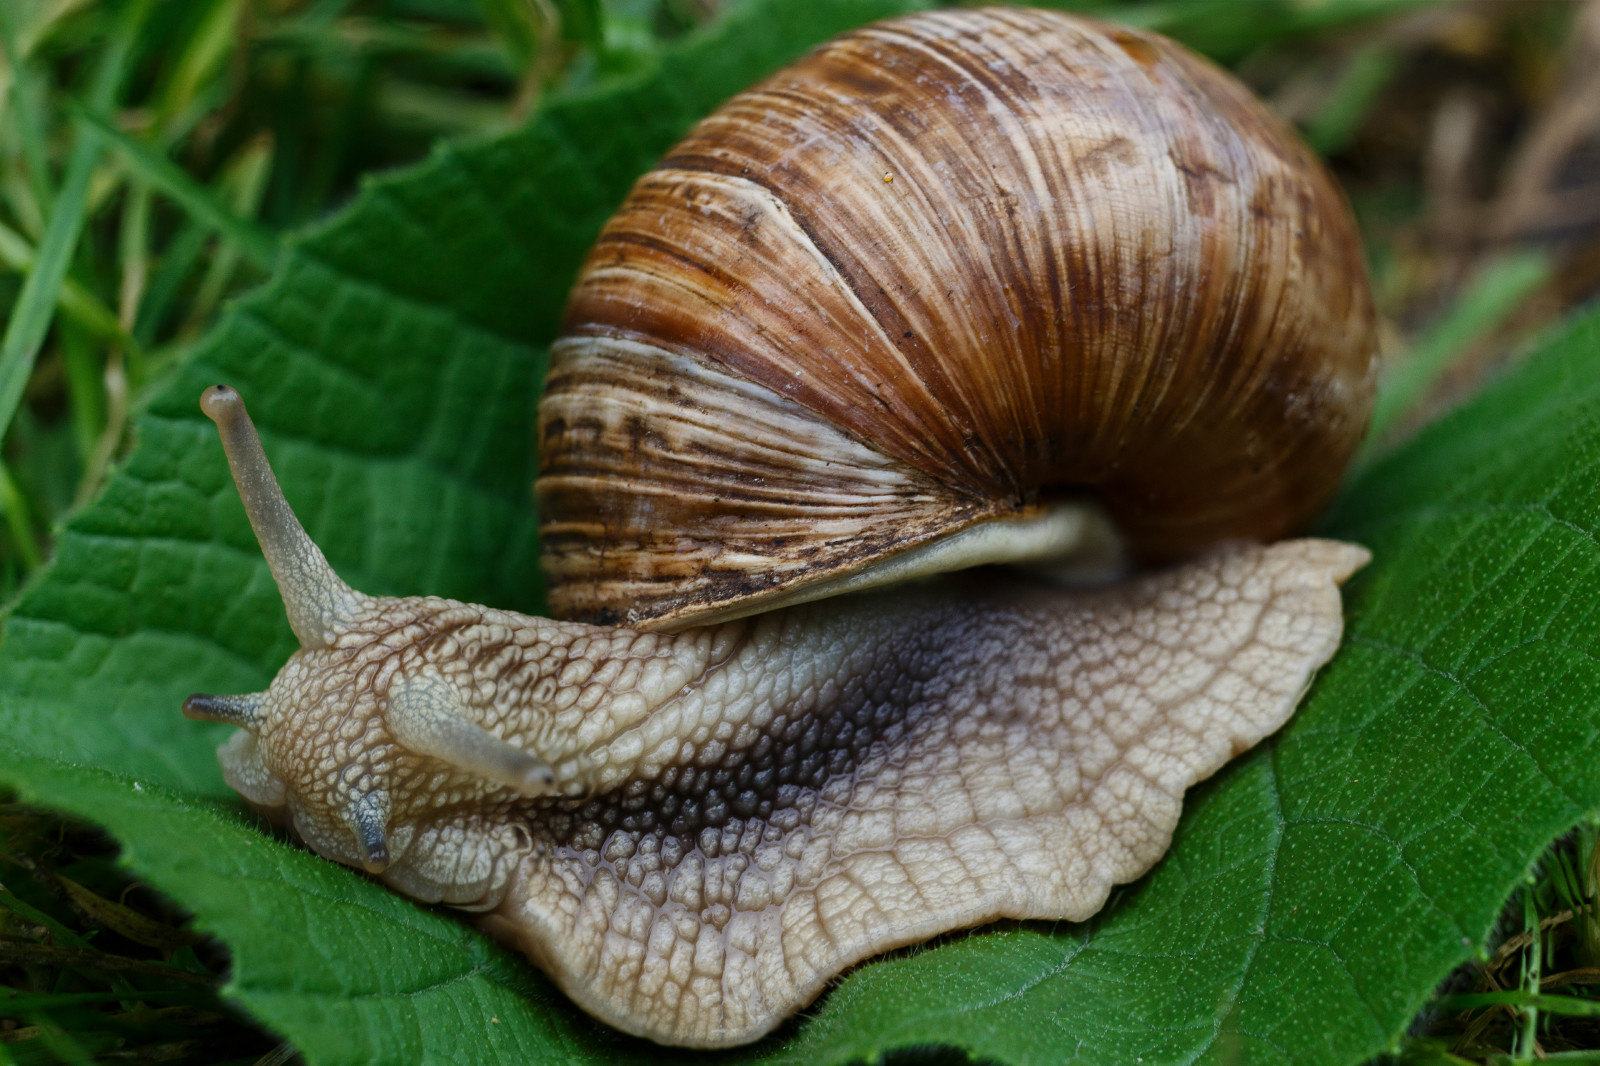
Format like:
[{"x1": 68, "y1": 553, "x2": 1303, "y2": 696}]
[
  {"x1": 386, "y1": 669, "x2": 559, "y2": 797},
  {"x1": 182, "y1": 691, "x2": 266, "y2": 728},
  {"x1": 348, "y1": 791, "x2": 392, "y2": 874},
  {"x1": 200, "y1": 385, "x2": 367, "y2": 649}
]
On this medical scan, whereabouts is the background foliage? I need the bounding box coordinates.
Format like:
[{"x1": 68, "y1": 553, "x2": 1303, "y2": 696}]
[{"x1": 3, "y1": 1, "x2": 1600, "y2": 1063}]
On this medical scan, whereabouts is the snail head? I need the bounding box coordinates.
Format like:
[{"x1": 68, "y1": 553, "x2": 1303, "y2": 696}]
[{"x1": 184, "y1": 387, "x2": 570, "y2": 905}]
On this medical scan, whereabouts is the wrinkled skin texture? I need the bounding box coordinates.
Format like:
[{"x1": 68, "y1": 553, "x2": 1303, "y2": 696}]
[{"x1": 218, "y1": 540, "x2": 1365, "y2": 1046}]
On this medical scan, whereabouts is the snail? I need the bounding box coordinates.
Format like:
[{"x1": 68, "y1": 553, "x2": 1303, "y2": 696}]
[{"x1": 183, "y1": 6, "x2": 1377, "y2": 1050}]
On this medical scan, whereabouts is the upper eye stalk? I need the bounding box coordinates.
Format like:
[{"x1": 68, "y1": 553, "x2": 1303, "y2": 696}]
[{"x1": 198, "y1": 385, "x2": 366, "y2": 649}]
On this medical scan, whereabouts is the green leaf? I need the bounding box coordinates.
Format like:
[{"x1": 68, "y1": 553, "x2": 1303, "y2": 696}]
[{"x1": 4, "y1": 2, "x2": 1599, "y2": 1065}]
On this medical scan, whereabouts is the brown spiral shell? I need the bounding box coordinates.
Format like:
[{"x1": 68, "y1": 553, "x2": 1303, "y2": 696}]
[{"x1": 537, "y1": 6, "x2": 1377, "y2": 628}]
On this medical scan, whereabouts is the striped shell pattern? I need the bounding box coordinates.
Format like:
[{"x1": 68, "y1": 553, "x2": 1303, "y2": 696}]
[{"x1": 538, "y1": 7, "x2": 1376, "y2": 628}]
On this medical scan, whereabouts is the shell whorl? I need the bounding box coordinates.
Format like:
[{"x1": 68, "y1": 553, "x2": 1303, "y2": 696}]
[{"x1": 538, "y1": 6, "x2": 1377, "y2": 628}]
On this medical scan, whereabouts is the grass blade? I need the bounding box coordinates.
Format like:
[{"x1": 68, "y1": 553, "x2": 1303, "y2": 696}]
[
  {"x1": 0, "y1": 0, "x2": 152, "y2": 453},
  {"x1": 0, "y1": 2, "x2": 57, "y2": 216},
  {"x1": 66, "y1": 103, "x2": 281, "y2": 272},
  {"x1": 0, "y1": 988, "x2": 218, "y2": 1011},
  {"x1": 1363, "y1": 250, "x2": 1553, "y2": 451},
  {"x1": 1436, "y1": 991, "x2": 1600, "y2": 1019},
  {"x1": 0, "y1": 219, "x2": 131, "y2": 347},
  {"x1": 0, "y1": 460, "x2": 42, "y2": 570},
  {"x1": 1306, "y1": 39, "x2": 1401, "y2": 156}
]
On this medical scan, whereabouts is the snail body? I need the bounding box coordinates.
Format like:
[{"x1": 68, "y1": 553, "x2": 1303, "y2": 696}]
[{"x1": 186, "y1": 8, "x2": 1375, "y2": 1049}]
